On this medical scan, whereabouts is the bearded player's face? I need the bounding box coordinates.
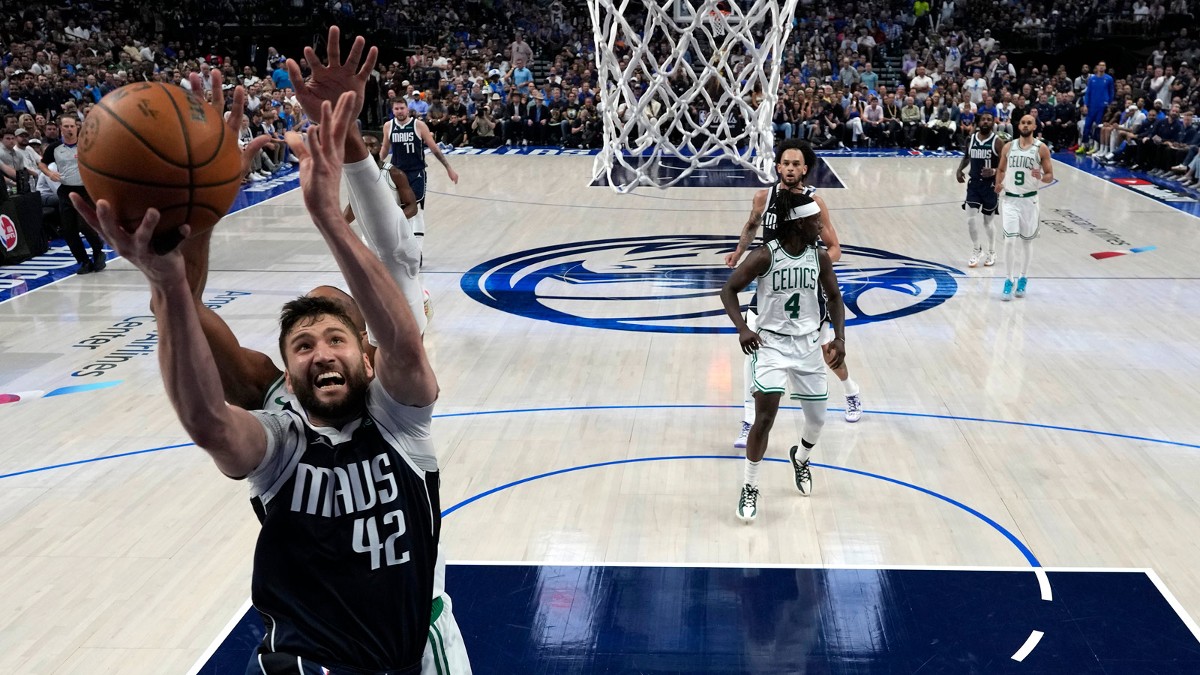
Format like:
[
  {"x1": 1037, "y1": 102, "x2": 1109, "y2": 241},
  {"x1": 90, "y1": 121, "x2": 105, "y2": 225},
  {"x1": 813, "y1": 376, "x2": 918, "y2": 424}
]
[{"x1": 777, "y1": 149, "x2": 806, "y2": 187}]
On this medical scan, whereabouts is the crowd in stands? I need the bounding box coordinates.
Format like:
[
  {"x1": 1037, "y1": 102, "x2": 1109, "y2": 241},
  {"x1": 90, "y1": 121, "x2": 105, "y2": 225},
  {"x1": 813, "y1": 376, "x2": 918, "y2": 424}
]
[{"x1": 2, "y1": 0, "x2": 1199, "y2": 201}]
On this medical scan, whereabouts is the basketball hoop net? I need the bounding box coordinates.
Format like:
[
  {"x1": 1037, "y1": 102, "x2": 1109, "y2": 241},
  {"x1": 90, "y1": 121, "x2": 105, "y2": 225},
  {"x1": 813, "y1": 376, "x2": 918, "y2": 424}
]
[{"x1": 586, "y1": 0, "x2": 799, "y2": 191}]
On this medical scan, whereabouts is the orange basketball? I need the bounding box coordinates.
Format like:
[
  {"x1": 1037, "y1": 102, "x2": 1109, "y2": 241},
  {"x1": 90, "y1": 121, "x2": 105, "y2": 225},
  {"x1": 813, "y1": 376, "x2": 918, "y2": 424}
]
[{"x1": 78, "y1": 82, "x2": 242, "y2": 250}]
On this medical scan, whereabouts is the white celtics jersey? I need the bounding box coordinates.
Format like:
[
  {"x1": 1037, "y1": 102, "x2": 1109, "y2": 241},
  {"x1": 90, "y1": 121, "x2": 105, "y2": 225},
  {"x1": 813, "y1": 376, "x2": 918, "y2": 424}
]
[
  {"x1": 1004, "y1": 138, "x2": 1042, "y2": 194},
  {"x1": 755, "y1": 240, "x2": 823, "y2": 337},
  {"x1": 261, "y1": 375, "x2": 295, "y2": 413}
]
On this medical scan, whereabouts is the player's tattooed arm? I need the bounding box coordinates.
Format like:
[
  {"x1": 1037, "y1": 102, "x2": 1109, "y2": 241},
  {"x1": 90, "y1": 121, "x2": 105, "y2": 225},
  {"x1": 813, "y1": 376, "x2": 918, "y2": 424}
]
[
  {"x1": 725, "y1": 188, "x2": 768, "y2": 267},
  {"x1": 417, "y1": 119, "x2": 459, "y2": 184},
  {"x1": 956, "y1": 137, "x2": 971, "y2": 182},
  {"x1": 813, "y1": 195, "x2": 841, "y2": 263},
  {"x1": 993, "y1": 142, "x2": 1010, "y2": 193}
]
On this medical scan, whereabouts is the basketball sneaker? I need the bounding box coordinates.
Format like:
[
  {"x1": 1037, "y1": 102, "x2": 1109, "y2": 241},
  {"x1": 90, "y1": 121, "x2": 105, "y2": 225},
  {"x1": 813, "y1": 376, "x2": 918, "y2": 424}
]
[
  {"x1": 423, "y1": 288, "x2": 433, "y2": 321},
  {"x1": 1015, "y1": 277, "x2": 1028, "y2": 298},
  {"x1": 968, "y1": 247, "x2": 982, "y2": 268},
  {"x1": 789, "y1": 446, "x2": 813, "y2": 496},
  {"x1": 737, "y1": 484, "x2": 759, "y2": 522},
  {"x1": 91, "y1": 250, "x2": 107, "y2": 272},
  {"x1": 984, "y1": 250, "x2": 996, "y2": 266},
  {"x1": 844, "y1": 394, "x2": 862, "y2": 422},
  {"x1": 1002, "y1": 278, "x2": 1014, "y2": 301},
  {"x1": 734, "y1": 421, "x2": 752, "y2": 448}
]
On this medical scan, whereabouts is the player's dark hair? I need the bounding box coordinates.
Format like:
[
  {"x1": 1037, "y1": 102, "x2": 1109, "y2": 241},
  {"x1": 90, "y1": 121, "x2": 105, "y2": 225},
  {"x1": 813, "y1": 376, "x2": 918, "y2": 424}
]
[
  {"x1": 774, "y1": 190, "x2": 822, "y2": 247},
  {"x1": 392, "y1": 96, "x2": 408, "y2": 105},
  {"x1": 775, "y1": 138, "x2": 816, "y2": 173},
  {"x1": 278, "y1": 296, "x2": 362, "y2": 361}
]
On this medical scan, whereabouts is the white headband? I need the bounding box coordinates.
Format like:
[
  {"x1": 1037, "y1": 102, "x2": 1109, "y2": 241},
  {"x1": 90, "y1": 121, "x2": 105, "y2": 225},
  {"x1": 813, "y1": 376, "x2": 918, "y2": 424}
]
[{"x1": 786, "y1": 202, "x2": 821, "y2": 221}]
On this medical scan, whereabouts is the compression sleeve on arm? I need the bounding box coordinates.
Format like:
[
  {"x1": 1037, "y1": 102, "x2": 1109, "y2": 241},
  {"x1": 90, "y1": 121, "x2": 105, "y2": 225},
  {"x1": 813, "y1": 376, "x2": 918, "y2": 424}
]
[{"x1": 343, "y1": 156, "x2": 426, "y2": 335}]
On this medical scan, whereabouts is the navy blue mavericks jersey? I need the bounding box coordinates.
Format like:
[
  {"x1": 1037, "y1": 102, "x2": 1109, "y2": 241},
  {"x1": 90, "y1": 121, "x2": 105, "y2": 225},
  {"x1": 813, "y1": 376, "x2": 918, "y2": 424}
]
[
  {"x1": 967, "y1": 132, "x2": 1000, "y2": 182},
  {"x1": 389, "y1": 117, "x2": 425, "y2": 173},
  {"x1": 761, "y1": 183, "x2": 818, "y2": 246},
  {"x1": 247, "y1": 379, "x2": 440, "y2": 673}
]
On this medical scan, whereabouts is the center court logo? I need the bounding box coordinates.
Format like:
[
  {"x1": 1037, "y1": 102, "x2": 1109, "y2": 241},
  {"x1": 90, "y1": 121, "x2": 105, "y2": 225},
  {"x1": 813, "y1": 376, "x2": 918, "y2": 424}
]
[{"x1": 462, "y1": 235, "x2": 962, "y2": 333}]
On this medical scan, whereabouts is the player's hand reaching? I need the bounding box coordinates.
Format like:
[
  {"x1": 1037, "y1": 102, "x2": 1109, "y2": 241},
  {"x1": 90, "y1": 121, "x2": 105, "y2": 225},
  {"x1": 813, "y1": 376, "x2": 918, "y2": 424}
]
[
  {"x1": 738, "y1": 327, "x2": 762, "y2": 355},
  {"x1": 287, "y1": 25, "x2": 378, "y2": 120},
  {"x1": 189, "y1": 71, "x2": 272, "y2": 180},
  {"x1": 70, "y1": 195, "x2": 187, "y2": 284},
  {"x1": 285, "y1": 92, "x2": 357, "y2": 222}
]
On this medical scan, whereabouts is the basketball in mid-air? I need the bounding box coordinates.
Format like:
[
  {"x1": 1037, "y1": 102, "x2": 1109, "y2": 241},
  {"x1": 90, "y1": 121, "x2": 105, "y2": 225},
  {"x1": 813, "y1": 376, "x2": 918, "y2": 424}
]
[{"x1": 78, "y1": 82, "x2": 243, "y2": 250}]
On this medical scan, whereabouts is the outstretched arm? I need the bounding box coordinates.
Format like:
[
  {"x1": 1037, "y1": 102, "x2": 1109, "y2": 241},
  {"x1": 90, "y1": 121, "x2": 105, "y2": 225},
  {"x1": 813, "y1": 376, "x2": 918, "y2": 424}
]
[
  {"x1": 725, "y1": 188, "x2": 768, "y2": 267},
  {"x1": 286, "y1": 94, "x2": 437, "y2": 406},
  {"x1": 71, "y1": 198, "x2": 268, "y2": 478},
  {"x1": 287, "y1": 27, "x2": 426, "y2": 336}
]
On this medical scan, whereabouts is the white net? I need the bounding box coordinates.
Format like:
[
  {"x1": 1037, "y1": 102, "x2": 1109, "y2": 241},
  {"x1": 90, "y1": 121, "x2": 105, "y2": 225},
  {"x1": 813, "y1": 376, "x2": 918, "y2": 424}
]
[{"x1": 587, "y1": 0, "x2": 799, "y2": 191}]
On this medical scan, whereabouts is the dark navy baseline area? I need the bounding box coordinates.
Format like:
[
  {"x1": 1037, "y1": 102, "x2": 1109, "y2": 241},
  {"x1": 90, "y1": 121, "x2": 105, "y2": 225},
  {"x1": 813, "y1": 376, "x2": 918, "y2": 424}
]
[{"x1": 198, "y1": 564, "x2": 1200, "y2": 673}]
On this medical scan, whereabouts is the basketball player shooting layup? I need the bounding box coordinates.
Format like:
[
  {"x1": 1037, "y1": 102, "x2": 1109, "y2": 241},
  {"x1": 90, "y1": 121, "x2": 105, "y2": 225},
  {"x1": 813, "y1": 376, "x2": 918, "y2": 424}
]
[
  {"x1": 956, "y1": 111, "x2": 1002, "y2": 269},
  {"x1": 75, "y1": 54, "x2": 465, "y2": 675},
  {"x1": 721, "y1": 191, "x2": 846, "y2": 523},
  {"x1": 994, "y1": 114, "x2": 1053, "y2": 301},
  {"x1": 725, "y1": 140, "x2": 862, "y2": 450}
]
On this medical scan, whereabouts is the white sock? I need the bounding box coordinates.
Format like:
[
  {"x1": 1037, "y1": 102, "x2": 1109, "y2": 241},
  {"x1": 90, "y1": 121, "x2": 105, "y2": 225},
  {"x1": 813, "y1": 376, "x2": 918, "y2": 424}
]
[
  {"x1": 795, "y1": 442, "x2": 813, "y2": 464},
  {"x1": 842, "y1": 377, "x2": 859, "y2": 398},
  {"x1": 982, "y1": 214, "x2": 996, "y2": 252},
  {"x1": 744, "y1": 459, "x2": 761, "y2": 487},
  {"x1": 1020, "y1": 237, "x2": 1034, "y2": 277}
]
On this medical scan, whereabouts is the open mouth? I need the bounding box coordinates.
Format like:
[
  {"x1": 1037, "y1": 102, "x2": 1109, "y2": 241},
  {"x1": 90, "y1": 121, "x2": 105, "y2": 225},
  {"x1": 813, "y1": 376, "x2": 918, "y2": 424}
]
[{"x1": 314, "y1": 372, "x2": 347, "y2": 390}]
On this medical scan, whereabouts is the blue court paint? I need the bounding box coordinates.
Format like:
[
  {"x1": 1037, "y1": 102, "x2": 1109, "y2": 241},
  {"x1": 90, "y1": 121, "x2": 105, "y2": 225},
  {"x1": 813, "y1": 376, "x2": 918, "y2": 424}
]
[
  {"x1": 0, "y1": 167, "x2": 299, "y2": 303},
  {"x1": 0, "y1": 441, "x2": 195, "y2": 480},
  {"x1": 438, "y1": 565, "x2": 1200, "y2": 674},
  {"x1": 1053, "y1": 152, "x2": 1200, "y2": 218},
  {"x1": 462, "y1": 237, "x2": 961, "y2": 333},
  {"x1": 42, "y1": 380, "x2": 124, "y2": 397},
  {"x1": 591, "y1": 156, "x2": 845, "y2": 189}
]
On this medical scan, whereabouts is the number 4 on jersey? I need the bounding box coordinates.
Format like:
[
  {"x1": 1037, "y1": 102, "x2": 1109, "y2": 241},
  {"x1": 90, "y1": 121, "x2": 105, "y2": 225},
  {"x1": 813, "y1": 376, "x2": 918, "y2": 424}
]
[{"x1": 784, "y1": 293, "x2": 801, "y2": 319}]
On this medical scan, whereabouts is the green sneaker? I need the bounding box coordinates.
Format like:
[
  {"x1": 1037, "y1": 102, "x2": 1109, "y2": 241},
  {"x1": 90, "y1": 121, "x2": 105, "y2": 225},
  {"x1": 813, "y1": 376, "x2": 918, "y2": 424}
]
[
  {"x1": 789, "y1": 446, "x2": 813, "y2": 496},
  {"x1": 737, "y1": 483, "x2": 760, "y2": 522}
]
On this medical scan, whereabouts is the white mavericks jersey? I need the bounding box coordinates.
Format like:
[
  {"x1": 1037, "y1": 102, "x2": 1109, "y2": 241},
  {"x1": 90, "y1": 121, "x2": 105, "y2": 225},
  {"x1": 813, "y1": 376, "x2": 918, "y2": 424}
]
[
  {"x1": 1003, "y1": 138, "x2": 1042, "y2": 194},
  {"x1": 755, "y1": 240, "x2": 824, "y2": 337}
]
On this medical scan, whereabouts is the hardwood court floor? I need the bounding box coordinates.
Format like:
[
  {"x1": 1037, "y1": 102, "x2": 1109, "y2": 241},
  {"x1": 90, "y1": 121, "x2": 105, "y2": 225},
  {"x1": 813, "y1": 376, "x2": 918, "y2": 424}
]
[{"x1": 1, "y1": 153, "x2": 1199, "y2": 672}]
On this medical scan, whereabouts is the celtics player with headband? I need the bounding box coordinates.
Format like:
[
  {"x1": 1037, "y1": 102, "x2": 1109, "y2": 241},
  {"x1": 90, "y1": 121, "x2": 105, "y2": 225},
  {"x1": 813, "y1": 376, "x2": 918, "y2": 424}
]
[
  {"x1": 721, "y1": 191, "x2": 846, "y2": 523},
  {"x1": 994, "y1": 114, "x2": 1054, "y2": 301}
]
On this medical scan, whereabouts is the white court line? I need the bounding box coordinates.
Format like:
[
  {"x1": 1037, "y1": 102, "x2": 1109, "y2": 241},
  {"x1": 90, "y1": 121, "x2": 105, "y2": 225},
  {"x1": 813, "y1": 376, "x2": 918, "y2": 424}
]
[
  {"x1": 1010, "y1": 630, "x2": 1044, "y2": 662},
  {"x1": 819, "y1": 155, "x2": 847, "y2": 188},
  {"x1": 185, "y1": 597, "x2": 253, "y2": 675},
  {"x1": 1035, "y1": 568, "x2": 1054, "y2": 601},
  {"x1": 1145, "y1": 568, "x2": 1200, "y2": 643}
]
